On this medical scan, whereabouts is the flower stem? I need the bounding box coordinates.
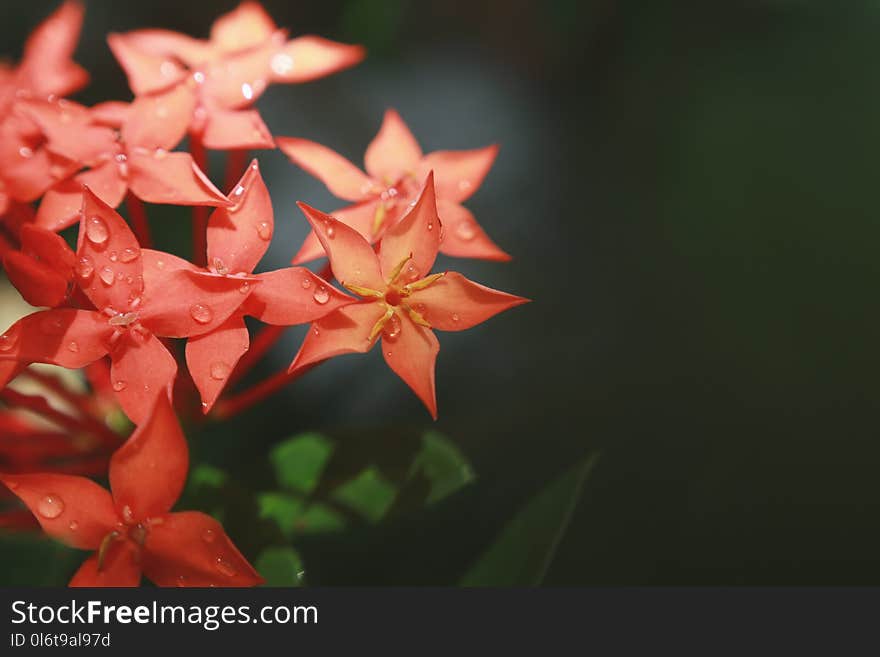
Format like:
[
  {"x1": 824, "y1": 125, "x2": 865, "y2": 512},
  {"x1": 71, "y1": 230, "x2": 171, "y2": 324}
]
[
  {"x1": 212, "y1": 361, "x2": 323, "y2": 420},
  {"x1": 225, "y1": 149, "x2": 248, "y2": 192},
  {"x1": 190, "y1": 133, "x2": 209, "y2": 267},
  {"x1": 125, "y1": 192, "x2": 152, "y2": 248}
]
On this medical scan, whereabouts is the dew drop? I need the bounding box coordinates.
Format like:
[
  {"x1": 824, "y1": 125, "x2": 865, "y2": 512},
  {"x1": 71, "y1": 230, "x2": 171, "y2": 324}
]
[
  {"x1": 68, "y1": 520, "x2": 79, "y2": 531},
  {"x1": 189, "y1": 303, "x2": 213, "y2": 324},
  {"x1": 112, "y1": 380, "x2": 127, "y2": 392},
  {"x1": 313, "y1": 285, "x2": 330, "y2": 305},
  {"x1": 86, "y1": 216, "x2": 109, "y2": 244},
  {"x1": 109, "y1": 251, "x2": 118, "y2": 262},
  {"x1": 256, "y1": 221, "x2": 272, "y2": 240},
  {"x1": 67, "y1": 341, "x2": 79, "y2": 353},
  {"x1": 326, "y1": 224, "x2": 336, "y2": 239},
  {"x1": 18, "y1": 146, "x2": 33, "y2": 159},
  {"x1": 211, "y1": 257, "x2": 228, "y2": 275},
  {"x1": 384, "y1": 314, "x2": 401, "y2": 339},
  {"x1": 427, "y1": 221, "x2": 434, "y2": 231},
  {"x1": 37, "y1": 494, "x2": 64, "y2": 519},
  {"x1": 270, "y1": 52, "x2": 294, "y2": 75},
  {"x1": 233, "y1": 184, "x2": 245, "y2": 198},
  {"x1": 153, "y1": 147, "x2": 167, "y2": 159},
  {"x1": 193, "y1": 71, "x2": 205, "y2": 84},
  {"x1": 238, "y1": 280, "x2": 251, "y2": 294},
  {"x1": 210, "y1": 362, "x2": 231, "y2": 380},
  {"x1": 0, "y1": 324, "x2": 21, "y2": 352},
  {"x1": 119, "y1": 247, "x2": 139, "y2": 263},
  {"x1": 452, "y1": 313, "x2": 460, "y2": 323},
  {"x1": 202, "y1": 528, "x2": 216, "y2": 543},
  {"x1": 455, "y1": 219, "x2": 476, "y2": 241},
  {"x1": 176, "y1": 575, "x2": 187, "y2": 587},
  {"x1": 458, "y1": 179, "x2": 473, "y2": 192},
  {"x1": 121, "y1": 505, "x2": 134, "y2": 523},
  {"x1": 312, "y1": 327, "x2": 320, "y2": 336},
  {"x1": 99, "y1": 267, "x2": 115, "y2": 286},
  {"x1": 241, "y1": 83, "x2": 254, "y2": 100},
  {"x1": 155, "y1": 259, "x2": 165, "y2": 270},
  {"x1": 216, "y1": 557, "x2": 237, "y2": 577},
  {"x1": 301, "y1": 277, "x2": 312, "y2": 290},
  {"x1": 116, "y1": 271, "x2": 125, "y2": 281}
]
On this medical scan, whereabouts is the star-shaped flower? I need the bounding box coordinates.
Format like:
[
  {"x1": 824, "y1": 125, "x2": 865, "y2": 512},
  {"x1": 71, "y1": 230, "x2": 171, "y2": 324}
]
[
  {"x1": 278, "y1": 109, "x2": 509, "y2": 264},
  {"x1": 141, "y1": 159, "x2": 353, "y2": 412},
  {"x1": 107, "y1": 1, "x2": 364, "y2": 151},
  {"x1": 290, "y1": 173, "x2": 528, "y2": 418},
  {"x1": 22, "y1": 89, "x2": 230, "y2": 232},
  {"x1": 0, "y1": 188, "x2": 258, "y2": 423},
  {"x1": 0, "y1": 394, "x2": 263, "y2": 587}
]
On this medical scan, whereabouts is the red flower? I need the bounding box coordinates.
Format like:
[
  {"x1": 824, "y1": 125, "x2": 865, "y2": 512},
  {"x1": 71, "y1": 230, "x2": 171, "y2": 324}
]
[
  {"x1": 0, "y1": 188, "x2": 258, "y2": 423},
  {"x1": 278, "y1": 109, "x2": 509, "y2": 264},
  {"x1": 290, "y1": 173, "x2": 528, "y2": 418},
  {"x1": 107, "y1": 1, "x2": 364, "y2": 151},
  {"x1": 2, "y1": 224, "x2": 76, "y2": 308},
  {"x1": 143, "y1": 160, "x2": 353, "y2": 411},
  {"x1": 0, "y1": 394, "x2": 263, "y2": 587},
  {"x1": 22, "y1": 91, "x2": 229, "y2": 232}
]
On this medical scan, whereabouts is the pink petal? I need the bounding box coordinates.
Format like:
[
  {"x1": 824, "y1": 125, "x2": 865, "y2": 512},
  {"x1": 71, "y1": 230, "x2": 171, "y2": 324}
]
[
  {"x1": 141, "y1": 511, "x2": 263, "y2": 587},
  {"x1": 77, "y1": 188, "x2": 145, "y2": 313},
  {"x1": 297, "y1": 202, "x2": 384, "y2": 290},
  {"x1": 364, "y1": 109, "x2": 423, "y2": 181},
  {"x1": 3, "y1": 251, "x2": 69, "y2": 308},
  {"x1": 20, "y1": 1, "x2": 89, "y2": 98},
  {"x1": 245, "y1": 267, "x2": 353, "y2": 325},
  {"x1": 107, "y1": 33, "x2": 187, "y2": 96},
  {"x1": 289, "y1": 301, "x2": 385, "y2": 374},
  {"x1": 128, "y1": 150, "x2": 230, "y2": 207},
  {"x1": 69, "y1": 542, "x2": 141, "y2": 587},
  {"x1": 436, "y1": 200, "x2": 510, "y2": 261},
  {"x1": 109, "y1": 333, "x2": 177, "y2": 425},
  {"x1": 270, "y1": 35, "x2": 365, "y2": 84},
  {"x1": 122, "y1": 83, "x2": 197, "y2": 151},
  {"x1": 202, "y1": 108, "x2": 275, "y2": 150},
  {"x1": 378, "y1": 172, "x2": 440, "y2": 282},
  {"x1": 109, "y1": 393, "x2": 188, "y2": 520},
  {"x1": 417, "y1": 145, "x2": 499, "y2": 203},
  {"x1": 201, "y1": 40, "x2": 274, "y2": 109},
  {"x1": 210, "y1": 1, "x2": 277, "y2": 53},
  {"x1": 291, "y1": 200, "x2": 379, "y2": 264},
  {"x1": 185, "y1": 315, "x2": 249, "y2": 413},
  {"x1": 91, "y1": 101, "x2": 131, "y2": 128},
  {"x1": 77, "y1": 162, "x2": 129, "y2": 208},
  {"x1": 0, "y1": 472, "x2": 116, "y2": 550},
  {"x1": 0, "y1": 309, "x2": 110, "y2": 369},
  {"x1": 21, "y1": 99, "x2": 115, "y2": 164},
  {"x1": 382, "y1": 311, "x2": 440, "y2": 419},
  {"x1": 206, "y1": 159, "x2": 271, "y2": 273},
  {"x1": 407, "y1": 271, "x2": 528, "y2": 331},
  {"x1": 35, "y1": 170, "x2": 125, "y2": 233},
  {"x1": 123, "y1": 29, "x2": 214, "y2": 68},
  {"x1": 278, "y1": 137, "x2": 375, "y2": 202}
]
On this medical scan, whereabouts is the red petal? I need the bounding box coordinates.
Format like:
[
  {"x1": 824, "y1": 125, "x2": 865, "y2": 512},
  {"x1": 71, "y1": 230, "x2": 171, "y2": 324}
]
[
  {"x1": 0, "y1": 309, "x2": 110, "y2": 369},
  {"x1": 128, "y1": 150, "x2": 230, "y2": 207},
  {"x1": 278, "y1": 137, "x2": 375, "y2": 202},
  {"x1": 270, "y1": 35, "x2": 365, "y2": 84},
  {"x1": 185, "y1": 315, "x2": 249, "y2": 413},
  {"x1": 91, "y1": 101, "x2": 130, "y2": 128},
  {"x1": 77, "y1": 162, "x2": 129, "y2": 208},
  {"x1": 201, "y1": 40, "x2": 273, "y2": 109},
  {"x1": 289, "y1": 301, "x2": 385, "y2": 373},
  {"x1": 110, "y1": 393, "x2": 188, "y2": 520},
  {"x1": 382, "y1": 311, "x2": 440, "y2": 419},
  {"x1": 109, "y1": 333, "x2": 177, "y2": 425},
  {"x1": 3, "y1": 251, "x2": 69, "y2": 308},
  {"x1": 77, "y1": 188, "x2": 145, "y2": 313},
  {"x1": 20, "y1": 1, "x2": 89, "y2": 97},
  {"x1": 123, "y1": 29, "x2": 214, "y2": 68},
  {"x1": 297, "y1": 202, "x2": 384, "y2": 290},
  {"x1": 21, "y1": 99, "x2": 115, "y2": 164},
  {"x1": 35, "y1": 171, "x2": 124, "y2": 233},
  {"x1": 365, "y1": 109, "x2": 423, "y2": 181},
  {"x1": 206, "y1": 159, "x2": 270, "y2": 273},
  {"x1": 3, "y1": 147, "x2": 72, "y2": 203},
  {"x1": 122, "y1": 83, "x2": 197, "y2": 151},
  {"x1": 20, "y1": 223, "x2": 76, "y2": 273},
  {"x1": 140, "y1": 247, "x2": 198, "y2": 291},
  {"x1": 407, "y1": 271, "x2": 528, "y2": 331},
  {"x1": 107, "y1": 33, "x2": 187, "y2": 96},
  {"x1": 140, "y1": 269, "x2": 257, "y2": 338},
  {"x1": 202, "y1": 108, "x2": 275, "y2": 150},
  {"x1": 291, "y1": 200, "x2": 378, "y2": 264},
  {"x1": 142, "y1": 511, "x2": 263, "y2": 587},
  {"x1": 378, "y1": 172, "x2": 440, "y2": 282},
  {"x1": 417, "y1": 145, "x2": 499, "y2": 203},
  {"x1": 246, "y1": 267, "x2": 353, "y2": 325},
  {"x1": 436, "y1": 200, "x2": 510, "y2": 261},
  {"x1": 69, "y1": 542, "x2": 141, "y2": 587},
  {"x1": 210, "y1": 1, "x2": 277, "y2": 53},
  {"x1": 0, "y1": 472, "x2": 116, "y2": 549}
]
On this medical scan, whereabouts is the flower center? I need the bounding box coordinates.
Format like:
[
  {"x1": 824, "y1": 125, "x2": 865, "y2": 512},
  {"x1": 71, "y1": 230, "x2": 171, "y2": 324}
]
[{"x1": 384, "y1": 288, "x2": 403, "y2": 306}]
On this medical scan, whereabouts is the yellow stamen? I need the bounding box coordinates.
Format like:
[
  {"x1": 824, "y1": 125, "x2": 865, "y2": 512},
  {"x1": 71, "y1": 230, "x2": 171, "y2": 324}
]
[
  {"x1": 344, "y1": 283, "x2": 383, "y2": 299},
  {"x1": 371, "y1": 202, "x2": 387, "y2": 237},
  {"x1": 367, "y1": 305, "x2": 395, "y2": 343},
  {"x1": 405, "y1": 305, "x2": 432, "y2": 328},
  {"x1": 405, "y1": 272, "x2": 446, "y2": 292},
  {"x1": 97, "y1": 531, "x2": 120, "y2": 572},
  {"x1": 387, "y1": 252, "x2": 413, "y2": 285}
]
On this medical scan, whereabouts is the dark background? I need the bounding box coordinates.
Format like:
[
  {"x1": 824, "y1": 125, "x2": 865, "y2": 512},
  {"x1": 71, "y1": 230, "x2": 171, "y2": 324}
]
[{"x1": 3, "y1": 0, "x2": 880, "y2": 585}]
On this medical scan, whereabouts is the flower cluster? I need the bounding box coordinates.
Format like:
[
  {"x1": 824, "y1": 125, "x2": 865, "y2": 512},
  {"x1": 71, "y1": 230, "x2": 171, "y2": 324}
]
[{"x1": 0, "y1": 2, "x2": 527, "y2": 586}]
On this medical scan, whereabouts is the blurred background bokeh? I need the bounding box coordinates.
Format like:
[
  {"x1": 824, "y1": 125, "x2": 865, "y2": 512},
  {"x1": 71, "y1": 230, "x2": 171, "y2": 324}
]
[{"x1": 2, "y1": 0, "x2": 880, "y2": 585}]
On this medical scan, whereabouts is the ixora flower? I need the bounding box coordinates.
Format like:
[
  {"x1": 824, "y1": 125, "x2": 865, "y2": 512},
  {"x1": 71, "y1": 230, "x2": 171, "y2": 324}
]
[
  {"x1": 107, "y1": 1, "x2": 364, "y2": 151},
  {"x1": 0, "y1": 188, "x2": 259, "y2": 423},
  {"x1": 23, "y1": 86, "x2": 230, "y2": 232},
  {"x1": 142, "y1": 159, "x2": 353, "y2": 412},
  {"x1": 2, "y1": 224, "x2": 76, "y2": 308},
  {"x1": 290, "y1": 173, "x2": 528, "y2": 418},
  {"x1": 278, "y1": 109, "x2": 508, "y2": 264},
  {"x1": 0, "y1": 394, "x2": 263, "y2": 587}
]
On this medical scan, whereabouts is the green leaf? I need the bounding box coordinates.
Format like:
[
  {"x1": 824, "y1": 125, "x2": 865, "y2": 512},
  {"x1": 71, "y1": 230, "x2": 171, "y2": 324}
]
[
  {"x1": 258, "y1": 492, "x2": 346, "y2": 537},
  {"x1": 460, "y1": 454, "x2": 600, "y2": 586},
  {"x1": 189, "y1": 464, "x2": 228, "y2": 490},
  {"x1": 331, "y1": 466, "x2": 397, "y2": 523},
  {"x1": 410, "y1": 431, "x2": 475, "y2": 504},
  {"x1": 270, "y1": 433, "x2": 333, "y2": 495},
  {"x1": 255, "y1": 546, "x2": 305, "y2": 587}
]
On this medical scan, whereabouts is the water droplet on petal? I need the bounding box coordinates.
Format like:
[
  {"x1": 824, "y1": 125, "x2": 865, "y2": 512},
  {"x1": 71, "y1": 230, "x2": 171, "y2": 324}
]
[
  {"x1": 216, "y1": 557, "x2": 237, "y2": 577},
  {"x1": 99, "y1": 267, "x2": 115, "y2": 286},
  {"x1": 109, "y1": 251, "x2": 118, "y2": 262},
  {"x1": 238, "y1": 280, "x2": 251, "y2": 294},
  {"x1": 211, "y1": 257, "x2": 229, "y2": 275},
  {"x1": 455, "y1": 219, "x2": 476, "y2": 241},
  {"x1": 270, "y1": 52, "x2": 294, "y2": 75},
  {"x1": 301, "y1": 277, "x2": 312, "y2": 289},
  {"x1": 0, "y1": 324, "x2": 21, "y2": 351},
  {"x1": 37, "y1": 495, "x2": 64, "y2": 519},
  {"x1": 155, "y1": 259, "x2": 165, "y2": 270},
  {"x1": 119, "y1": 247, "x2": 139, "y2": 263},
  {"x1": 202, "y1": 529, "x2": 216, "y2": 543},
  {"x1": 256, "y1": 221, "x2": 272, "y2": 240},
  {"x1": 68, "y1": 520, "x2": 78, "y2": 531},
  {"x1": 190, "y1": 303, "x2": 213, "y2": 324},
  {"x1": 193, "y1": 70, "x2": 205, "y2": 84},
  {"x1": 313, "y1": 285, "x2": 330, "y2": 305},
  {"x1": 384, "y1": 314, "x2": 401, "y2": 339},
  {"x1": 427, "y1": 221, "x2": 434, "y2": 231},
  {"x1": 312, "y1": 327, "x2": 320, "y2": 336},
  {"x1": 210, "y1": 362, "x2": 231, "y2": 380},
  {"x1": 116, "y1": 271, "x2": 125, "y2": 281},
  {"x1": 86, "y1": 216, "x2": 109, "y2": 244},
  {"x1": 112, "y1": 380, "x2": 127, "y2": 392},
  {"x1": 458, "y1": 179, "x2": 473, "y2": 192},
  {"x1": 241, "y1": 83, "x2": 254, "y2": 100},
  {"x1": 121, "y1": 505, "x2": 134, "y2": 523},
  {"x1": 326, "y1": 224, "x2": 336, "y2": 238},
  {"x1": 67, "y1": 341, "x2": 79, "y2": 353},
  {"x1": 18, "y1": 146, "x2": 33, "y2": 159},
  {"x1": 452, "y1": 313, "x2": 460, "y2": 323}
]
